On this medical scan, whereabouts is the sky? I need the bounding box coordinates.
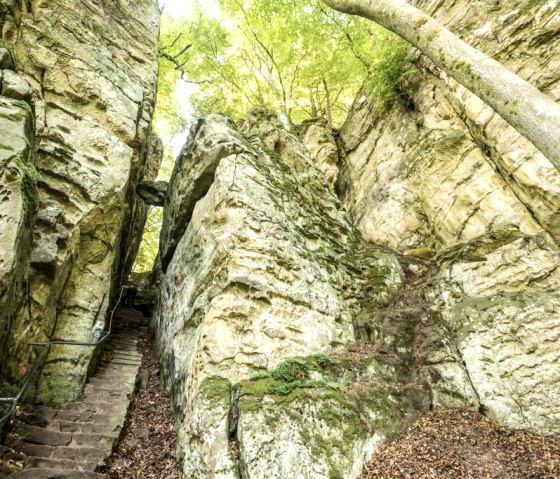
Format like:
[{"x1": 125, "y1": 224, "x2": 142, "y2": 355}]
[{"x1": 156, "y1": 0, "x2": 225, "y2": 161}]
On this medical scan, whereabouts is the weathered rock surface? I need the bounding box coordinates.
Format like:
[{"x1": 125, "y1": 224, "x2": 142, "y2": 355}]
[
  {"x1": 0, "y1": 93, "x2": 37, "y2": 377},
  {"x1": 137, "y1": 179, "x2": 168, "y2": 207},
  {"x1": 120, "y1": 133, "x2": 164, "y2": 280},
  {"x1": 339, "y1": 0, "x2": 560, "y2": 251},
  {"x1": 153, "y1": 110, "x2": 409, "y2": 478},
  {"x1": 335, "y1": 0, "x2": 560, "y2": 443},
  {"x1": 300, "y1": 118, "x2": 339, "y2": 188},
  {"x1": 1, "y1": 69, "x2": 32, "y2": 100},
  {"x1": 1, "y1": 308, "x2": 144, "y2": 478},
  {"x1": 0, "y1": 47, "x2": 15, "y2": 70},
  {"x1": 428, "y1": 227, "x2": 560, "y2": 439},
  {"x1": 0, "y1": 0, "x2": 161, "y2": 406}
]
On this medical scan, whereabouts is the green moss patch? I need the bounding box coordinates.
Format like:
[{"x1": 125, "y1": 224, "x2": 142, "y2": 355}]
[{"x1": 200, "y1": 376, "x2": 231, "y2": 404}]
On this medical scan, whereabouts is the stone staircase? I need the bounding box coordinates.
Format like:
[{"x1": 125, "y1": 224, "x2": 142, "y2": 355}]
[{"x1": 1, "y1": 308, "x2": 145, "y2": 478}]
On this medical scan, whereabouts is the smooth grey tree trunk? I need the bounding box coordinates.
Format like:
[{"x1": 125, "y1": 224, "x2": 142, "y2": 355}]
[{"x1": 323, "y1": 0, "x2": 560, "y2": 172}]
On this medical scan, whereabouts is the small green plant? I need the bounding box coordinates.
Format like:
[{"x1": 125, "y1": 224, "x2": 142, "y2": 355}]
[
  {"x1": 270, "y1": 357, "x2": 310, "y2": 382},
  {"x1": 269, "y1": 380, "x2": 324, "y2": 395},
  {"x1": 250, "y1": 371, "x2": 271, "y2": 381},
  {"x1": 243, "y1": 355, "x2": 344, "y2": 396},
  {"x1": 314, "y1": 353, "x2": 330, "y2": 368},
  {"x1": 362, "y1": 36, "x2": 413, "y2": 111},
  {"x1": 268, "y1": 379, "x2": 345, "y2": 396}
]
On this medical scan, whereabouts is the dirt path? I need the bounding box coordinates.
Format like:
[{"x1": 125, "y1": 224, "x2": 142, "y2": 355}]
[
  {"x1": 361, "y1": 409, "x2": 560, "y2": 479},
  {"x1": 105, "y1": 330, "x2": 180, "y2": 479}
]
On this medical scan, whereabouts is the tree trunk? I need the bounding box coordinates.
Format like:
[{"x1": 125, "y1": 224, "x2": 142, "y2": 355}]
[
  {"x1": 323, "y1": 0, "x2": 560, "y2": 172},
  {"x1": 323, "y1": 79, "x2": 333, "y2": 130},
  {"x1": 310, "y1": 87, "x2": 318, "y2": 118}
]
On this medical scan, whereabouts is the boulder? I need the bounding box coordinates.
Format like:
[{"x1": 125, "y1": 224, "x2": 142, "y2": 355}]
[
  {"x1": 1, "y1": 70, "x2": 32, "y2": 101},
  {"x1": 137, "y1": 180, "x2": 168, "y2": 206},
  {"x1": 153, "y1": 111, "x2": 406, "y2": 478}
]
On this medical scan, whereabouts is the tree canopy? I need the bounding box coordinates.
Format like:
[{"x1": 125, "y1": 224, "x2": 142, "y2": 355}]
[{"x1": 155, "y1": 0, "x2": 410, "y2": 130}]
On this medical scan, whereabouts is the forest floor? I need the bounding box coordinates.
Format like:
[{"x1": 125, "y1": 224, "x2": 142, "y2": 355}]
[
  {"x1": 105, "y1": 330, "x2": 180, "y2": 479},
  {"x1": 361, "y1": 408, "x2": 560, "y2": 479}
]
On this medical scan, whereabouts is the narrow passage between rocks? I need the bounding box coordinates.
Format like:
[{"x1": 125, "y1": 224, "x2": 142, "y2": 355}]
[{"x1": 105, "y1": 319, "x2": 180, "y2": 479}]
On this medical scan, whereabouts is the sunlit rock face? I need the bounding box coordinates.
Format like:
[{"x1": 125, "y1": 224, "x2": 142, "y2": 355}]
[
  {"x1": 0, "y1": 0, "x2": 161, "y2": 405},
  {"x1": 428, "y1": 227, "x2": 560, "y2": 439},
  {"x1": 337, "y1": 0, "x2": 560, "y2": 442},
  {"x1": 153, "y1": 110, "x2": 407, "y2": 478},
  {"x1": 339, "y1": 0, "x2": 560, "y2": 252}
]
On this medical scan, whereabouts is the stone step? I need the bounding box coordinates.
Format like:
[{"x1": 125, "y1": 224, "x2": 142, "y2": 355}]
[
  {"x1": 93, "y1": 370, "x2": 138, "y2": 381},
  {"x1": 66, "y1": 400, "x2": 129, "y2": 414},
  {"x1": 24, "y1": 455, "x2": 97, "y2": 471},
  {"x1": 16, "y1": 425, "x2": 114, "y2": 452},
  {"x1": 104, "y1": 350, "x2": 141, "y2": 357},
  {"x1": 16, "y1": 425, "x2": 72, "y2": 447},
  {"x1": 105, "y1": 345, "x2": 138, "y2": 351},
  {"x1": 17, "y1": 443, "x2": 54, "y2": 459},
  {"x1": 10, "y1": 308, "x2": 143, "y2": 478},
  {"x1": 78, "y1": 397, "x2": 130, "y2": 412},
  {"x1": 55, "y1": 420, "x2": 122, "y2": 438},
  {"x1": 27, "y1": 407, "x2": 58, "y2": 421},
  {"x1": 53, "y1": 446, "x2": 107, "y2": 465},
  {"x1": 54, "y1": 410, "x2": 96, "y2": 424},
  {"x1": 86, "y1": 377, "x2": 135, "y2": 389},
  {"x1": 106, "y1": 359, "x2": 141, "y2": 367},
  {"x1": 7, "y1": 467, "x2": 104, "y2": 478},
  {"x1": 69, "y1": 433, "x2": 114, "y2": 453},
  {"x1": 83, "y1": 383, "x2": 135, "y2": 397},
  {"x1": 110, "y1": 334, "x2": 138, "y2": 340},
  {"x1": 109, "y1": 350, "x2": 141, "y2": 357}
]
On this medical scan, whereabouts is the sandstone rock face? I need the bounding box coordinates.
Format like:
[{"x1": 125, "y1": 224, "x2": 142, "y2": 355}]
[
  {"x1": 339, "y1": 1, "x2": 560, "y2": 251},
  {"x1": 0, "y1": 92, "x2": 37, "y2": 374},
  {"x1": 300, "y1": 118, "x2": 340, "y2": 188},
  {"x1": 428, "y1": 227, "x2": 560, "y2": 439},
  {"x1": 336, "y1": 0, "x2": 560, "y2": 442},
  {"x1": 153, "y1": 110, "x2": 411, "y2": 478},
  {"x1": 0, "y1": 0, "x2": 161, "y2": 405},
  {"x1": 120, "y1": 133, "x2": 164, "y2": 280}
]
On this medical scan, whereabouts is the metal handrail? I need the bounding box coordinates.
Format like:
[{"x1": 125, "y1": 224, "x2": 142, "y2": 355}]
[{"x1": 0, "y1": 286, "x2": 125, "y2": 433}]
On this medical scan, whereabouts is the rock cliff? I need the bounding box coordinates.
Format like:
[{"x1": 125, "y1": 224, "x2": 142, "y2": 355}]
[
  {"x1": 1, "y1": 0, "x2": 558, "y2": 477},
  {"x1": 337, "y1": 0, "x2": 560, "y2": 441},
  {"x1": 153, "y1": 110, "x2": 414, "y2": 478},
  {"x1": 0, "y1": 0, "x2": 162, "y2": 405},
  {"x1": 153, "y1": 1, "x2": 560, "y2": 478}
]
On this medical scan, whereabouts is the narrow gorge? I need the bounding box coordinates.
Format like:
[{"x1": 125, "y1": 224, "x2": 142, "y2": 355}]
[{"x1": 1, "y1": 0, "x2": 559, "y2": 478}]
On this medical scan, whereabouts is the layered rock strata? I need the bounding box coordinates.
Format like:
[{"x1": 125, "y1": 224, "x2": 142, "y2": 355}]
[
  {"x1": 0, "y1": 48, "x2": 37, "y2": 376},
  {"x1": 338, "y1": 0, "x2": 560, "y2": 251},
  {"x1": 0, "y1": 0, "x2": 161, "y2": 405},
  {"x1": 336, "y1": 0, "x2": 560, "y2": 443}
]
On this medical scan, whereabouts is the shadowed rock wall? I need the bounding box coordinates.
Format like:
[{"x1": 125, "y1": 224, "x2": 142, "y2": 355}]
[
  {"x1": 0, "y1": 0, "x2": 162, "y2": 405},
  {"x1": 0, "y1": 50, "x2": 37, "y2": 378}
]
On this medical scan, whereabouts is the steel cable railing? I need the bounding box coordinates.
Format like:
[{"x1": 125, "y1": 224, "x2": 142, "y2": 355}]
[{"x1": 0, "y1": 286, "x2": 125, "y2": 438}]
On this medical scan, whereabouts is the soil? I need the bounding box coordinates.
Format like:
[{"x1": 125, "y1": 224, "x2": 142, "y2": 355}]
[
  {"x1": 105, "y1": 331, "x2": 181, "y2": 479},
  {"x1": 361, "y1": 409, "x2": 560, "y2": 479}
]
